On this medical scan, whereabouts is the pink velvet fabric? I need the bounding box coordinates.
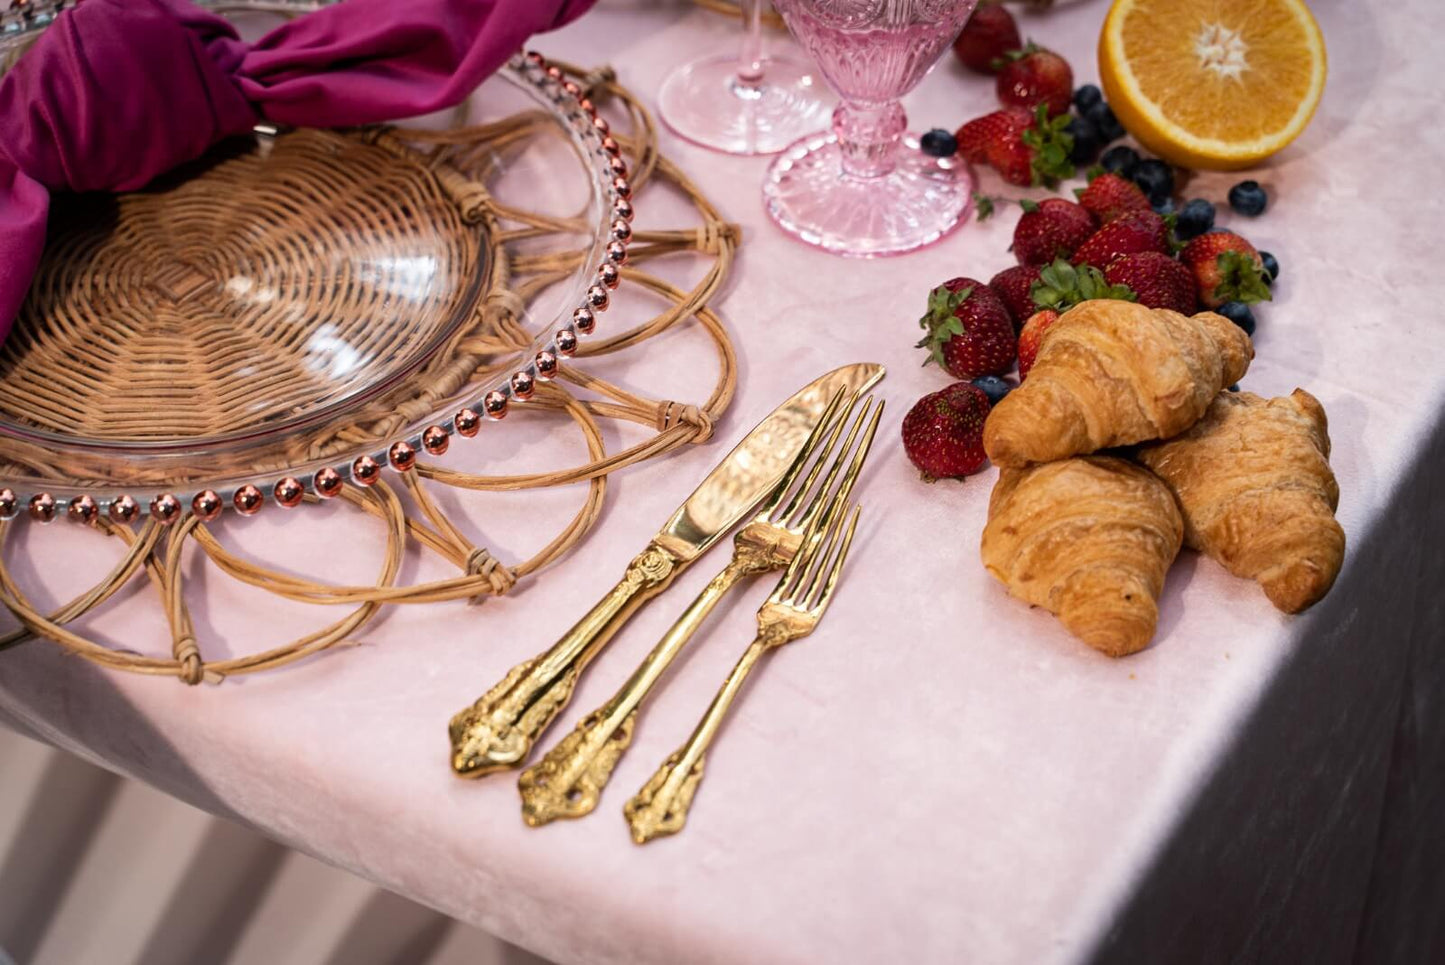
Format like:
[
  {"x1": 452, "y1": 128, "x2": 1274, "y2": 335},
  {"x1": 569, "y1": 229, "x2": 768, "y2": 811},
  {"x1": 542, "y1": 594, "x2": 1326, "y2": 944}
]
[{"x1": 0, "y1": 0, "x2": 594, "y2": 340}]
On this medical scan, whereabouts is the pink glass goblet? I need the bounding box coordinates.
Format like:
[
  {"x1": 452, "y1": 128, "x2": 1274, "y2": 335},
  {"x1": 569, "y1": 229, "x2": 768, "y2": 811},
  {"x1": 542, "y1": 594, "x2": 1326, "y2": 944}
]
[
  {"x1": 659, "y1": 0, "x2": 835, "y2": 156},
  {"x1": 763, "y1": 0, "x2": 979, "y2": 256}
]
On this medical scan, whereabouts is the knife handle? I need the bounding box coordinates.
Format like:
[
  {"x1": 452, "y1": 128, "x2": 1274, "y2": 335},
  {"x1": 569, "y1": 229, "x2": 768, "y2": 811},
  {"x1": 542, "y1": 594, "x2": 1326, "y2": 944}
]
[{"x1": 448, "y1": 542, "x2": 684, "y2": 778}]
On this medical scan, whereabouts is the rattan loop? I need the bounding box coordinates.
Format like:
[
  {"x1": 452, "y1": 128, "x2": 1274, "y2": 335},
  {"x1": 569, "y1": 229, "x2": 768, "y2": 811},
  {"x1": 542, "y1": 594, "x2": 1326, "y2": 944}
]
[{"x1": 465, "y1": 547, "x2": 517, "y2": 598}]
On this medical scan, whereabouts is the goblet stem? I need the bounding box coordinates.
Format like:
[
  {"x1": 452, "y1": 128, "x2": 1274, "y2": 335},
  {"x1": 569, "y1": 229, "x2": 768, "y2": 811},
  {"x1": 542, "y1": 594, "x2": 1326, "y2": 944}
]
[
  {"x1": 833, "y1": 101, "x2": 906, "y2": 179},
  {"x1": 736, "y1": 0, "x2": 766, "y2": 87}
]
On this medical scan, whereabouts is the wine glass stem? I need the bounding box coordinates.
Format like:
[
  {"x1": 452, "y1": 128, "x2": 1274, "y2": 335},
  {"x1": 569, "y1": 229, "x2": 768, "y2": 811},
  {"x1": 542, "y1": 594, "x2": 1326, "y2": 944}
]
[
  {"x1": 833, "y1": 102, "x2": 906, "y2": 179},
  {"x1": 736, "y1": 0, "x2": 766, "y2": 87}
]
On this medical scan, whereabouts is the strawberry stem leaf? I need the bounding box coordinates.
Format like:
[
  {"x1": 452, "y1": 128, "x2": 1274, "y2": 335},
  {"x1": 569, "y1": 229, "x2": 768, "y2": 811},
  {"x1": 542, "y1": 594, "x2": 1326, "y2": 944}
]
[{"x1": 1212, "y1": 250, "x2": 1273, "y2": 304}]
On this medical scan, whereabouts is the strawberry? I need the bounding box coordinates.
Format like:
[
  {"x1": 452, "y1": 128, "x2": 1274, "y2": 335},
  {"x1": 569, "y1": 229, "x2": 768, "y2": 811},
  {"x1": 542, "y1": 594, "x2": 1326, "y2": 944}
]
[
  {"x1": 996, "y1": 44, "x2": 1074, "y2": 118},
  {"x1": 1180, "y1": 231, "x2": 1273, "y2": 309},
  {"x1": 956, "y1": 105, "x2": 1075, "y2": 187},
  {"x1": 956, "y1": 108, "x2": 1030, "y2": 165},
  {"x1": 902, "y1": 382, "x2": 992, "y2": 480},
  {"x1": 1016, "y1": 309, "x2": 1060, "y2": 380},
  {"x1": 916, "y1": 279, "x2": 1017, "y2": 380},
  {"x1": 1071, "y1": 210, "x2": 1169, "y2": 269},
  {"x1": 1077, "y1": 172, "x2": 1153, "y2": 224},
  {"x1": 952, "y1": 2, "x2": 1021, "y2": 75},
  {"x1": 1030, "y1": 258, "x2": 1135, "y2": 314},
  {"x1": 1103, "y1": 251, "x2": 1198, "y2": 314},
  {"x1": 1013, "y1": 198, "x2": 1095, "y2": 266},
  {"x1": 988, "y1": 264, "x2": 1044, "y2": 330}
]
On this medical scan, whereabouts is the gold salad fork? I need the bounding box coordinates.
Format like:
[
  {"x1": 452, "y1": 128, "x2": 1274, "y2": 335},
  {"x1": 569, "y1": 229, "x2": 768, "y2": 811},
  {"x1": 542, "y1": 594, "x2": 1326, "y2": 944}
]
[
  {"x1": 625, "y1": 498, "x2": 860, "y2": 844},
  {"x1": 517, "y1": 394, "x2": 883, "y2": 826}
]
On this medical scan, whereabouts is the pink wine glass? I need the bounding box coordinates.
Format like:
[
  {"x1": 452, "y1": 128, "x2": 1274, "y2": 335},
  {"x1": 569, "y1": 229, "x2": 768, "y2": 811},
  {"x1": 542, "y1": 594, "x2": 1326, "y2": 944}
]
[
  {"x1": 764, "y1": 0, "x2": 979, "y2": 256},
  {"x1": 658, "y1": 0, "x2": 834, "y2": 155}
]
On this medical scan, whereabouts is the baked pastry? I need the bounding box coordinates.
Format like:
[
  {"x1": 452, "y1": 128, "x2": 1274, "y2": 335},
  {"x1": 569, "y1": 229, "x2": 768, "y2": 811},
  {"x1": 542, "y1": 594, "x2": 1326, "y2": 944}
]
[
  {"x1": 1135, "y1": 389, "x2": 1344, "y2": 613},
  {"x1": 981, "y1": 455, "x2": 1184, "y2": 657},
  {"x1": 983, "y1": 301, "x2": 1253, "y2": 467}
]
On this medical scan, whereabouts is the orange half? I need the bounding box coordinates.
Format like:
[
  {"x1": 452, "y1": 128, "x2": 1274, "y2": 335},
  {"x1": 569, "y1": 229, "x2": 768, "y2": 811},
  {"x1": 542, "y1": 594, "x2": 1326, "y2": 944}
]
[{"x1": 1099, "y1": 0, "x2": 1327, "y2": 170}]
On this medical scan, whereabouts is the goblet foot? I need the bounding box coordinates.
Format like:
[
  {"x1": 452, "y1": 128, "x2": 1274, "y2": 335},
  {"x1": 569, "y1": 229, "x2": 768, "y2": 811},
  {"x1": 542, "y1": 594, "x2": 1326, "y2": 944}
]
[
  {"x1": 658, "y1": 54, "x2": 832, "y2": 156},
  {"x1": 763, "y1": 130, "x2": 975, "y2": 257}
]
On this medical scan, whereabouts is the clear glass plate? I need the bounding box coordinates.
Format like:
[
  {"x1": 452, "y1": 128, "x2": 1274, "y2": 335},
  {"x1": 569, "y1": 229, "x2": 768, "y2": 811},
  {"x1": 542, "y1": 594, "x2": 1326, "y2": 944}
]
[{"x1": 0, "y1": 1, "x2": 630, "y2": 522}]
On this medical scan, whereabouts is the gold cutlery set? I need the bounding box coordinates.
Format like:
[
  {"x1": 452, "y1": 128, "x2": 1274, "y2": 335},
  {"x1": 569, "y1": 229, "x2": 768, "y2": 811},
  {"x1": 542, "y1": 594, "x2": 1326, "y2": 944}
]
[{"x1": 447, "y1": 363, "x2": 885, "y2": 843}]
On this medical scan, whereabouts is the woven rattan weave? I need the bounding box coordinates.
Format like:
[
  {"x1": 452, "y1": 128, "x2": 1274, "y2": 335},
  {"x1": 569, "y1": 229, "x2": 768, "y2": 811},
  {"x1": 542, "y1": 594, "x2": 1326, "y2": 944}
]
[{"x1": 0, "y1": 58, "x2": 740, "y2": 685}]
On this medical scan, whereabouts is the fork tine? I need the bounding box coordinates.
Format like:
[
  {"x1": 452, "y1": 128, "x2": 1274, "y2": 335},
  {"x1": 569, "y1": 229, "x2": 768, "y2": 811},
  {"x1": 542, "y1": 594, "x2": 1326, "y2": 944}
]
[
  {"x1": 792, "y1": 397, "x2": 883, "y2": 534},
  {"x1": 772, "y1": 391, "x2": 860, "y2": 522},
  {"x1": 790, "y1": 495, "x2": 849, "y2": 606},
  {"x1": 808, "y1": 504, "x2": 860, "y2": 613},
  {"x1": 770, "y1": 492, "x2": 834, "y2": 604}
]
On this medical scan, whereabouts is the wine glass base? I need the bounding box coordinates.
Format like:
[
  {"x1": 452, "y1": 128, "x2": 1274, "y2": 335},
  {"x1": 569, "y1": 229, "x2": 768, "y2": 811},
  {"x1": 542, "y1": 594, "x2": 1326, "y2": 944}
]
[
  {"x1": 763, "y1": 131, "x2": 975, "y2": 257},
  {"x1": 658, "y1": 54, "x2": 833, "y2": 156}
]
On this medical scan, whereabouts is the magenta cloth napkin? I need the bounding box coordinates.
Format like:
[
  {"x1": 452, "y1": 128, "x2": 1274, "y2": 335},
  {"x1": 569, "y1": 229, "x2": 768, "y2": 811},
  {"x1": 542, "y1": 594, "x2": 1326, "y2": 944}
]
[{"x1": 0, "y1": 0, "x2": 594, "y2": 340}]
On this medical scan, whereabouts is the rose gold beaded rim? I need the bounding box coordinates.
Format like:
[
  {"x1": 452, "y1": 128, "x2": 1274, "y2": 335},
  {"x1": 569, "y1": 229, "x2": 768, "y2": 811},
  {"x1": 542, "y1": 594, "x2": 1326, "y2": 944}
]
[{"x1": 0, "y1": 47, "x2": 635, "y2": 527}]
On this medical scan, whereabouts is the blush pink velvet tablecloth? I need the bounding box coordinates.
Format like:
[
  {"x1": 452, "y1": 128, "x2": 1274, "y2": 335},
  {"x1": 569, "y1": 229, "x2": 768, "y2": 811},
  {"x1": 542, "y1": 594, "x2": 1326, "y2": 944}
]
[{"x1": 2, "y1": 1, "x2": 1444, "y2": 963}]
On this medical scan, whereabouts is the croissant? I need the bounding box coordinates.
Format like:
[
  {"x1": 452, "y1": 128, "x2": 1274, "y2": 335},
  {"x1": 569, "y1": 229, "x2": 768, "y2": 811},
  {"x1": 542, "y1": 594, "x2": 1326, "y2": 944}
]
[
  {"x1": 1135, "y1": 389, "x2": 1344, "y2": 614},
  {"x1": 981, "y1": 455, "x2": 1183, "y2": 657},
  {"x1": 983, "y1": 301, "x2": 1253, "y2": 467}
]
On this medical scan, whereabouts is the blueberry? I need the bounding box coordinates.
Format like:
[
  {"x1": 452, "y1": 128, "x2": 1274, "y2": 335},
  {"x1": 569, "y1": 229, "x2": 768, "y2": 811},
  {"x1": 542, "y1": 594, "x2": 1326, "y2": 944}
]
[
  {"x1": 1176, "y1": 198, "x2": 1216, "y2": 240},
  {"x1": 971, "y1": 376, "x2": 1015, "y2": 406},
  {"x1": 1153, "y1": 196, "x2": 1176, "y2": 216},
  {"x1": 920, "y1": 128, "x2": 958, "y2": 158},
  {"x1": 1100, "y1": 145, "x2": 1140, "y2": 179},
  {"x1": 1227, "y1": 383, "x2": 1241, "y2": 393},
  {"x1": 1132, "y1": 158, "x2": 1174, "y2": 205},
  {"x1": 1073, "y1": 84, "x2": 1103, "y2": 113},
  {"x1": 1259, "y1": 250, "x2": 1279, "y2": 283},
  {"x1": 1065, "y1": 115, "x2": 1103, "y2": 165},
  {"x1": 1218, "y1": 301, "x2": 1256, "y2": 335},
  {"x1": 1084, "y1": 101, "x2": 1126, "y2": 142},
  {"x1": 1228, "y1": 179, "x2": 1267, "y2": 216}
]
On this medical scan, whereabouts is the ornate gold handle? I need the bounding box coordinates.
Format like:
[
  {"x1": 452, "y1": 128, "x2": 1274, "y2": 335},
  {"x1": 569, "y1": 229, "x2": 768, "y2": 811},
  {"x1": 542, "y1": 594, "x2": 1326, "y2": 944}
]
[
  {"x1": 624, "y1": 632, "x2": 777, "y2": 844},
  {"x1": 517, "y1": 556, "x2": 765, "y2": 826},
  {"x1": 448, "y1": 543, "x2": 682, "y2": 778}
]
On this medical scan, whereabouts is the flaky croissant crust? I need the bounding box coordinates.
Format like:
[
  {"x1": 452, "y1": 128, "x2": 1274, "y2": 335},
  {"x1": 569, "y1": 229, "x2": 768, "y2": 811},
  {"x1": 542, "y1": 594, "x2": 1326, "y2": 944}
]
[
  {"x1": 1135, "y1": 389, "x2": 1344, "y2": 614},
  {"x1": 981, "y1": 456, "x2": 1184, "y2": 657},
  {"x1": 984, "y1": 301, "x2": 1253, "y2": 468}
]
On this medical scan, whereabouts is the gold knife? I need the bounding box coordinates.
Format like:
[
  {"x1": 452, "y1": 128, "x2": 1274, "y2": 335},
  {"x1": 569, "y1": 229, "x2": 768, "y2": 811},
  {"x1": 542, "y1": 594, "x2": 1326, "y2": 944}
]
[{"x1": 448, "y1": 363, "x2": 885, "y2": 778}]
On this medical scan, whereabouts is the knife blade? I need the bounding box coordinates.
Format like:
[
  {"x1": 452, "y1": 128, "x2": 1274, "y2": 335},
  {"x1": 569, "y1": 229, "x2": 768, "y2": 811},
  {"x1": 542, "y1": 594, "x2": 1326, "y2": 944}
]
[{"x1": 448, "y1": 362, "x2": 884, "y2": 777}]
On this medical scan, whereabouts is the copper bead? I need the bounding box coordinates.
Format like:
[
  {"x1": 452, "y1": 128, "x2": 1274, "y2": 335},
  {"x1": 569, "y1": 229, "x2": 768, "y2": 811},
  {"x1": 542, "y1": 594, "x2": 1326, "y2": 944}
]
[
  {"x1": 573, "y1": 306, "x2": 596, "y2": 334},
  {"x1": 233, "y1": 485, "x2": 264, "y2": 516},
  {"x1": 606, "y1": 240, "x2": 628, "y2": 265},
  {"x1": 388, "y1": 441, "x2": 417, "y2": 472},
  {"x1": 608, "y1": 155, "x2": 628, "y2": 179},
  {"x1": 28, "y1": 493, "x2": 56, "y2": 523},
  {"x1": 601, "y1": 135, "x2": 621, "y2": 157},
  {"x1": 484, "y1": 390, "x2": 509, "y2": 420},
  {"x1": 454, "y1": 407, "x2": 481, "y2": 438},
  {"x1": 422, "y1": 425, "x2": 450, "y2": 456},
  {"x1": 314, "y1": 467, "x2": 344, "y2": 499},
  {"x1": 0, "y1": 488, "x2": 16, "y2": 521},
  {"x1": 525, "y1": 51, "x2": 545, "y2": 67},
  {"x1": 109, "y1": 495, "x2": 139, "y2": 524},
  {"x1": 272, "y1": 477, "x2": 304, "y2": 508},
  {"x1": 192, "y1": 490, "x2": 222, "y2": 522},
  {"x1": 562, "y1": 79, "x2": 581, "y2": 98},
  {"x1": 67, "y1": 495, "x2": 98, "y2": 525},
  {"x1": 586, "y1": 285, "x2": 610, "y2": 311},
  {"x1": 545, "y1": 65, "x2": 564, "y2": 81},
  {"x1": 613, "y1": 198, "x2": 634, "y2": 223},
  {"x1": 351, "y1": 456, "x2": 381, "y2": 487},
  {"x1": 612, "y1": 176, "x2": 632, "y2": 200},
  {"x1": 555, "y1": 329, "x2": 578, "y2": 357},
  {"x1": 592, "y1": 115, "x2": 610, "y2": 136},
  {"x1": 598, "y1": 263, "x2": 620, "y2": 290},
  {"x1": 535, "y1": 351, "x2": 559, "y2": 381},
  {"x1": 510, "y1": 371, "x2": 536, "y2": 401},
  {"x1": 611, "y1": 218, "x2": 633, "y2": 243},
  {"x1": 151, "y1": 493, "x2": 181, "y2": 523}
]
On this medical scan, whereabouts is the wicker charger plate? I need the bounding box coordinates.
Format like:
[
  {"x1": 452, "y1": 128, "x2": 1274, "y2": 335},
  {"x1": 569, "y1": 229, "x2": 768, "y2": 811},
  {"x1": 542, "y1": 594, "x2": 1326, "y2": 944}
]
[{"x1": 0, "y1": 2, "x2": 741, "y2": 684}]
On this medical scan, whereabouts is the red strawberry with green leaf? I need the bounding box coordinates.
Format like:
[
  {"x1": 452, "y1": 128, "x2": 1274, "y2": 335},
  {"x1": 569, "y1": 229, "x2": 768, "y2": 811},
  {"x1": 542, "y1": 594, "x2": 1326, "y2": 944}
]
[
  {"x1": 902, "y1": 382, "x2": 992, "y2": 480},
  {"x1": 1072, "y1": 210, "x2": 1169, "y2": 269},
  {"x1": 996, "y1": 43, "x2": 1074, "y2": 117},
  {"x1": 1016, "y1": 309, "x2": 1060, "y2": 380},
  {"x1": 916, "y1": 279, "x2": 1017, "y2": 379},
  {"x1": 1103, "y1": 251, "x2": 1198, "y2": 314},
  {"x1": 952, "y1": 2, "x2": 1021, "y2": 75},
  {"x1": 1013, "y1": 197, "x2": 1096, "y2": 266},
  {"x1": 1029, "y1": 258, "x2": 1136, "y2": 314},
  {"x1": 989, "y1": 264, "x2": 1044, "y2": 330},
  {"x1": 1180, "y1": 231, "x2": 1272, "y2": 309},
  {"x1": 1077, "y1": 172, "x2": 1153, "y2": 224},
  {"x1": 956, "y1": 105, "x2": 1075, "y2": 187}
]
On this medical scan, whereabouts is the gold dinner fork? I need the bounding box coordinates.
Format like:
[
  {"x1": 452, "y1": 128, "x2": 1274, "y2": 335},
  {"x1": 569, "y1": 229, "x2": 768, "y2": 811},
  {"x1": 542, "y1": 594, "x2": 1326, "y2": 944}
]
[
  {"x1": 517, "y1": 394, "x2": 883, "y2": 827},
  {"x1": 625, "y1": 497, "x2": 861, "y2": 844}
]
